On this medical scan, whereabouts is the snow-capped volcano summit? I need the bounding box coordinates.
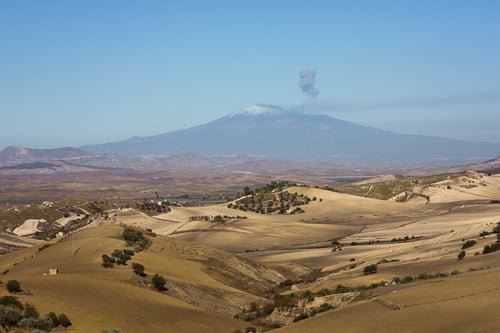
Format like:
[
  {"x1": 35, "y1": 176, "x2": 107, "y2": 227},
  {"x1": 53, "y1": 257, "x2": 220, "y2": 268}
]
[
  {"x1": 81, "y1": 105, "x2": 500, "y2": 164},
  {"x1": 232, "y1": 104, "x2": 288, "y2": 117}
]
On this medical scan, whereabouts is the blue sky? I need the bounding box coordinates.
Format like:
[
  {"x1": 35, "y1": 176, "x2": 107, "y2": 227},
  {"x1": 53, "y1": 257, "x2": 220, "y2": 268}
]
[{"x1": 1, "y1": 0, "x2": 499, "y2": 149}]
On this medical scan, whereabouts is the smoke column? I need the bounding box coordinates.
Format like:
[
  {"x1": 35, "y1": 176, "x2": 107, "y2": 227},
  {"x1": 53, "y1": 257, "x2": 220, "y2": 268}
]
[{"x1": 299, "y1": 69, "x2": 319, "y2": 99}]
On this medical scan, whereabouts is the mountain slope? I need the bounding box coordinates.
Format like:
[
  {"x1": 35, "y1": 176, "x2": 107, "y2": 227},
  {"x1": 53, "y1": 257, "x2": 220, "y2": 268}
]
[
  {"x1": 0, "y1": 146, "x2": 89, "y2": 165},
  {"x1": 82, "y1": 105, "x2": 500, "y2": 164}
]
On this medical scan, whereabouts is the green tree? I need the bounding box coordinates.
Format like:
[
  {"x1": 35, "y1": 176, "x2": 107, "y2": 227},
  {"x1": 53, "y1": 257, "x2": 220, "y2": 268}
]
[
  {"x1": 0, "y1": 305, "x2": 23, "y2": 331},
  {"x1": 0, "y1": 296, "x2": 23, "y2": 310},
  {"x1": 402, "y1": 276, "x2": 414, "y2": 283},
  {"x1": 152, "y1": 274, "x2": 166, "y2": 291},
  {"x1": 363, "y1": 264, "x2": 378, "y2": 275},
  {"x1": 46, "y1": 311, "x2": 59, "y2": 327},
  {"x1": 6, "y1": 280, "x2": 21, "y2": 293},
  {"x1": 243, "y1": 186, "x2": 253, "y2": 196},
  {"x1": 18, "y1": 316, "x2": 53, "y2": 331},
  {"x1": 132, "y1": 262, "x2": 145, "y2": 277},
  {"x1": 24, "y1": 303, "x2": 39, "y2": 319},
  {"x1": 102, "y1": 254, "x2": 115, "y2": 268},
  {"x1": 58, "y1": 313, "x2": 72, "y2": 327}
]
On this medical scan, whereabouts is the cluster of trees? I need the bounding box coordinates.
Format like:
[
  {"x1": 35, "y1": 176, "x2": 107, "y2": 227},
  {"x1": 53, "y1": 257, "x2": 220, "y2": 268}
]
[
  {"x1": 188, "y1": 215, "x2": 247, "y2": 223},
  {"x1": 229, "y1": 190, "x2": 312, "y2": 215},
  {"x1": 102, "y1": 248, "x2": 135, "y2": 268},
  {"x1": 122, "y1": 228, "x2": 150, "y2": 250},
  {"x1": 240, "y1": 181, "x2": 297, "y2": 197},
  {"x1": 0, "y1": 295, "x2": 70, "y2": 332}
]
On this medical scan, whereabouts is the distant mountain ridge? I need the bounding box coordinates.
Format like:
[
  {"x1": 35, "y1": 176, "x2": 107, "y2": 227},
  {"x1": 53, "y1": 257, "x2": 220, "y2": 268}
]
[
  {"x1": 0, "y1": 146, "x2": 89, "y2": 164},
  {"x1": 81, "y1": 105, "x2": 500, "y2": 164}
]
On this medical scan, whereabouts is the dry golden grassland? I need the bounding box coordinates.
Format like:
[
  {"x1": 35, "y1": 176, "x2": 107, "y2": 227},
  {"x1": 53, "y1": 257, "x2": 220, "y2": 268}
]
[{"x1": 1, "y1": 172, "x2": 500, "y2": 332}]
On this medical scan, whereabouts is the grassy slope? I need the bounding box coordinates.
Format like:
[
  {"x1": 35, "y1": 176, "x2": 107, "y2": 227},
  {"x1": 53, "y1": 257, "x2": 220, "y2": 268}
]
[{"x1": 0, "y1": 224, "x2": 260, "y2": 333}]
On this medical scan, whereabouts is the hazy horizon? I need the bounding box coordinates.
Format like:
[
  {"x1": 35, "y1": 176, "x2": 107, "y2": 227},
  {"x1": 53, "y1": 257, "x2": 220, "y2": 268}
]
[{"x1": 1, "y1": 1, "x2": 500, "y2": 150}]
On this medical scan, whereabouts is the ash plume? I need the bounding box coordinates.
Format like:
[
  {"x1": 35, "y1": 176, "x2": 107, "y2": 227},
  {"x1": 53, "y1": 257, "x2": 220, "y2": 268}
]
[{"x1": 299, "y1": 69, "x2": 319, "y2": 99}]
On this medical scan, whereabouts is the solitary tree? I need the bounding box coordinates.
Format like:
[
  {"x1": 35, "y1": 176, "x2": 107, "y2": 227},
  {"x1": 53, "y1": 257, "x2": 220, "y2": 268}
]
[
  {"x1": 6, "y1": 280, "x2": 21, "y2": 293},
  {"x1": 152, "y1": 274, "x2": 166, "y2": 291},
  {"x1": 363, "y1": 264, "x2": 378, "y2": 275},
  {"x1": 132, "y1": 263, "x2": 145, "y2": 277}
]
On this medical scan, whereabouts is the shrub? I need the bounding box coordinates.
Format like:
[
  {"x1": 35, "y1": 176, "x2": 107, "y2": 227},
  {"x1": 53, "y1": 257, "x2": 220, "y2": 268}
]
[
  {"x1": 152, "y1": 274, "x2": 166, "y2": 291},
  {"x1": 402, "y1": 276, "x2": 414, "y2": 283},
  {"x1": 363, "y1": 264, "x2": 378, "y2": 275},
  {"x1": 457, "y1": 250, "x2": 466, "y2": 260},
  {"x1": 260, "y1": 303, "x2": 275, "y2": 316},
  {"x1": 451, "y1": 269, "x2": 460, "y2": 275},
  {"x1": 318, "y1": 303, "x2": 334, "y2": 313},
  {"x1": 293, "y1": 312, "x2": 309, "y2": 322},
  {"x1": 462, "y1": 240, "x2": 476, "y2": 249},
  {"x1": 493, "y1": 222, "x2": 500, "y2": 234},
  {"x1": 6, "y1": 280, "x2": 21, "y2": 293},
  {"x1": 303, "y1": 290, "x2": 314, "y2": 302},
  {"x1": 58, "y1": 313, "x2": 71, "y2": 327},
  {"x1": 273, "y1": 293, "x2": 299, "y2": 308}
]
